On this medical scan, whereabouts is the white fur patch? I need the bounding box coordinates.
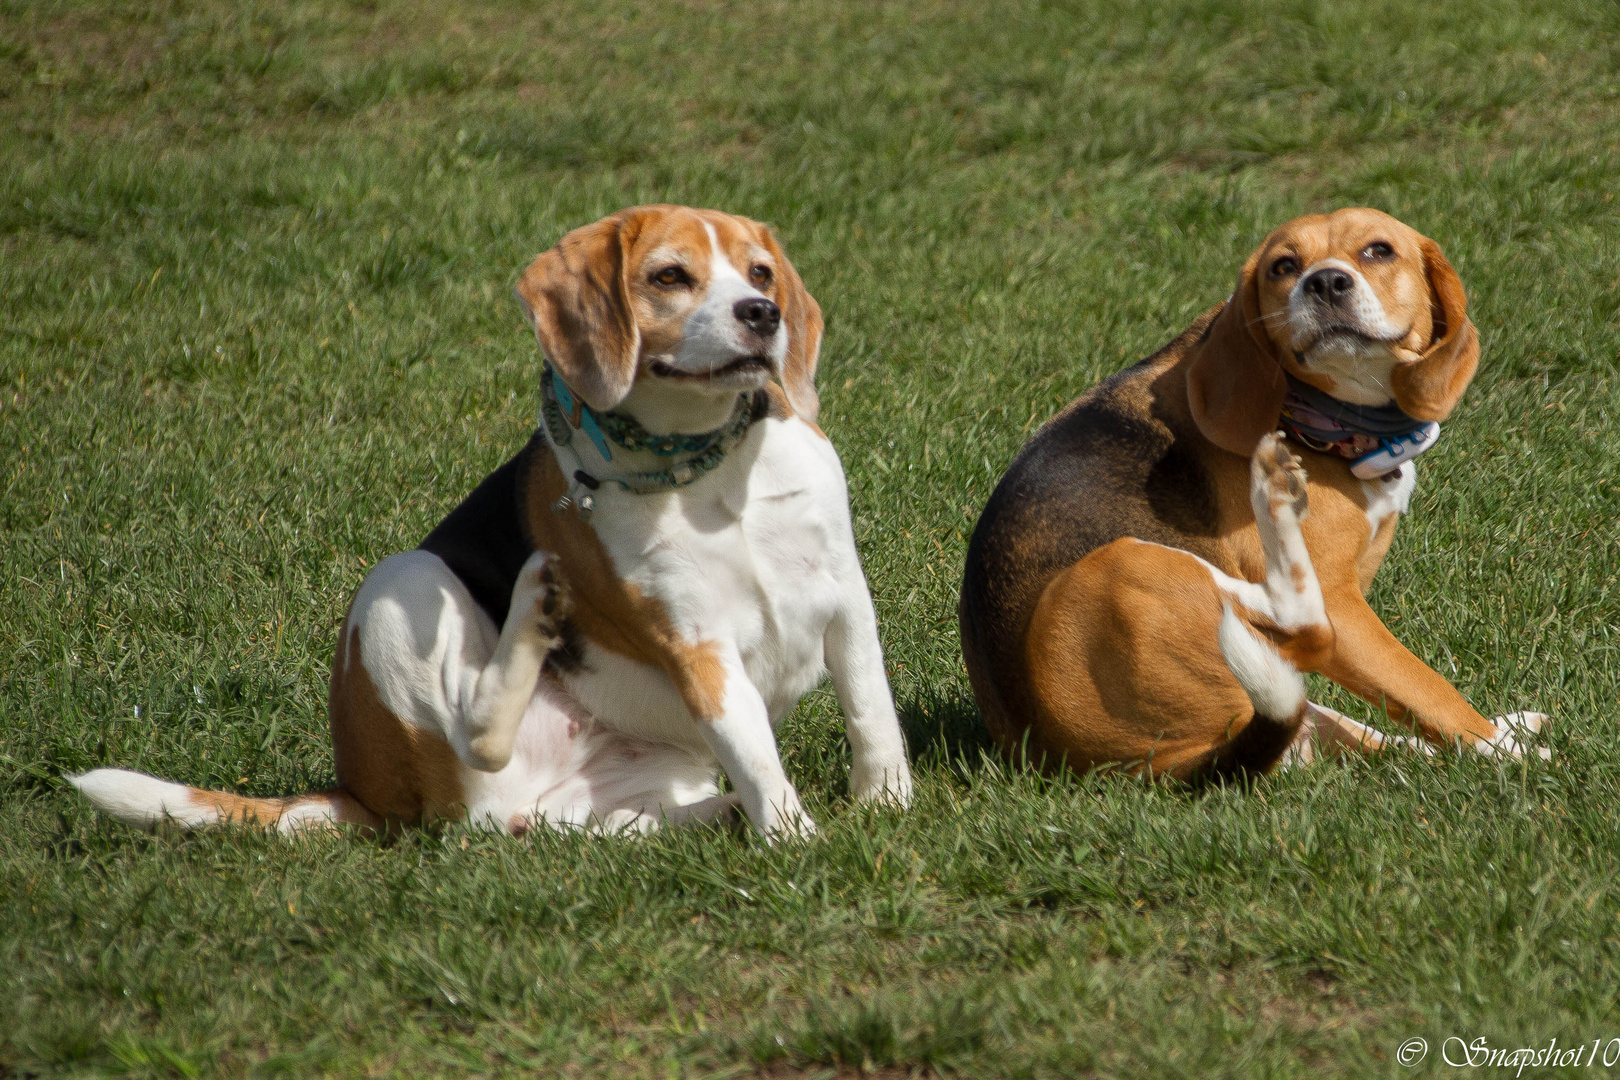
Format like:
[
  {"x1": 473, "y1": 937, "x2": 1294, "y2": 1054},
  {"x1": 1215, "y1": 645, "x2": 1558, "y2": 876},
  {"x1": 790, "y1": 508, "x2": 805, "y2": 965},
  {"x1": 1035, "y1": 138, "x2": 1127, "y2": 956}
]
[
  {"x1": 1360, "y1": 463, "x2": 1416, "y2": 532},
  {"x1": 1475, "y1": 711, "x2": 1553, "y2": 761},
  {"x1": 1217, "y1": 604, "x2": 1306, "y2": 721},
  {"x1": 1287, "y1": 258, "x2": 1408, "y2": 406},
  {"x1": 274, "y1": 798, "x2": 341, "y2": 834},
  {"x1": 68, "y1": 769, "x2": 217, "y2": 829},
  {"x1": 666, "y1": 224, "x2": 785, "y2": 375}
]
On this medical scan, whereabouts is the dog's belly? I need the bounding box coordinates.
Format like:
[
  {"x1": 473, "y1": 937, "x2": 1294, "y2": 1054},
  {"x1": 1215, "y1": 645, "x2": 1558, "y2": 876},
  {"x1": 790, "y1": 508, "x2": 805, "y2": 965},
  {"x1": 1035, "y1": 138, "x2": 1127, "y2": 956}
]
[{"x1": 458, "y1": 683, "x2": 720, "y2": 828}]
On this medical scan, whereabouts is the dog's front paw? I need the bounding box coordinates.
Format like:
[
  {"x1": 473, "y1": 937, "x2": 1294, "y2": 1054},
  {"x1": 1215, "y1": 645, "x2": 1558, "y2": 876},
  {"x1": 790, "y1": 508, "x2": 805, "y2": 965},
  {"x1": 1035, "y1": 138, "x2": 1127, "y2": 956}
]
[
  {"x1": 1476, "y1": 711, "x2": 1552, "y2": 761},
  {"x1": 850, "y1": 760, "x2": 913, "y2": 809},
  {"x1": 772, "y1": 814, "x2": 818, "y2": 842},
  {"x1": 755, "y1": 790, "x2": 817, "y2": 842},
  {"x1": 1252, "y1": 432, "x2": 1310, "y2": 521}
]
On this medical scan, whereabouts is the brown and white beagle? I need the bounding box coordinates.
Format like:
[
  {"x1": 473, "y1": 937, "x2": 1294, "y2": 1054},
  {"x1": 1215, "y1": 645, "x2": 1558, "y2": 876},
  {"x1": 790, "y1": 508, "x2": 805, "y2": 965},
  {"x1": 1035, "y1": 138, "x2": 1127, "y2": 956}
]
[
  {"x1": 960, "y1": 208, "x2": 1548, "y2": 781},
  {"x1": 72, "y1": 205, "x2": 912, "y2": 837}
]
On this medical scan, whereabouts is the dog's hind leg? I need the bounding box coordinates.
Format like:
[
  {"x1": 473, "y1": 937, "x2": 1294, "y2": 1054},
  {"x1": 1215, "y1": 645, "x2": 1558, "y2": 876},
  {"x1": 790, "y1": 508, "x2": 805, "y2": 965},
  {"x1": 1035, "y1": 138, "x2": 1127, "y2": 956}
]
[
  {"x1": 1184, "y1": 434, "x2": 1335, "y2": 778},
  {"x1": 351, "y1": 548, "x2": 570, "y2": 778},
  {"x1": 1279, "y1": 701, "x2": 1438, "y2": 768},
  {"x1": 1018, "y1": 437, "x2": 1335, "y2": 781}
]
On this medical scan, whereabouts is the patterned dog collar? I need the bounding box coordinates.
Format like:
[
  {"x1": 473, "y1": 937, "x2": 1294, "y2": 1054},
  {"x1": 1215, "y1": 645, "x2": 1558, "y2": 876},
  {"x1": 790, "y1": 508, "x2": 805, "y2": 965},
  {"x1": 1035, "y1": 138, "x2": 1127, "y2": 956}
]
[
  {"x1": 538, "y1": 365, "x2": 768, "y2": 517},
  {"x1": 1277, "y1": 374, "x2": 1440, "y2": 480}
]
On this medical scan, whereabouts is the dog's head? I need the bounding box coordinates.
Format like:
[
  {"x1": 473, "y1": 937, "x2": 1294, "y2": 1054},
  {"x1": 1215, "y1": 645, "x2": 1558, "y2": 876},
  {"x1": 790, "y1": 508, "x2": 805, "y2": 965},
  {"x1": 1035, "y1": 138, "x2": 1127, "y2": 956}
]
[
  {"x1": 1187, "y1": 207, "x2": 1478, "y2": 457},
  {"x1": 515, "y1": 205, "x2": 823, "y2": 426}
]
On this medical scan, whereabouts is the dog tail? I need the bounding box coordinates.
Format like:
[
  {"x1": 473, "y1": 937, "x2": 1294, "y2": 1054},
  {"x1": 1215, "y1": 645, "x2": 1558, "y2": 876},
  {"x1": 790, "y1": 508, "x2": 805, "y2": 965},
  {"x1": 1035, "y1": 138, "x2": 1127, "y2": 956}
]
[
  {"x1": 1191, "y1": 604, "x2": 1309, "y2": 782},
  {"x1": 67, "y1": 768, "x2": 381, "y2": 835}
]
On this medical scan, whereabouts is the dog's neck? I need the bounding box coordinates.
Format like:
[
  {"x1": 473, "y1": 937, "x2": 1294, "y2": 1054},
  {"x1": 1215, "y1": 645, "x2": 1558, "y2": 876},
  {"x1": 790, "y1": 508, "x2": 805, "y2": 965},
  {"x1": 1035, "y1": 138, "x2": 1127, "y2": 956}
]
[
  {"x1": 1278, "y1": 374, "x2": 1424, "y2": 448},
  {"x1": 539, "y1": 365, "x2": 765, "y2": 514},
  {"x1": 1276, "y1": 373, "x2": 1440, "y2": 478}
]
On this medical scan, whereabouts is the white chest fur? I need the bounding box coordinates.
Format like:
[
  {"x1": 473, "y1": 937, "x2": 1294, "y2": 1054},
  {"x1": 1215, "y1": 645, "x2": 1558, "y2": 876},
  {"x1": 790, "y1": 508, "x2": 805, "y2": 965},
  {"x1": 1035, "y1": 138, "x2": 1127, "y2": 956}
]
[
  {"x1": 560, "y1": 417, "x2": 853, "y2": 752},
  {"x1": 1359, "y1": 461, "x2": 1417, "y2": 535}
]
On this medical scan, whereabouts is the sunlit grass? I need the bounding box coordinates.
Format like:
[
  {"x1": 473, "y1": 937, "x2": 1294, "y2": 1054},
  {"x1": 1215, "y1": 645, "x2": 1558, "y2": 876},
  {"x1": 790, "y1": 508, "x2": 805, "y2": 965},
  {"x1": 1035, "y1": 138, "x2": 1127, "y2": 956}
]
[{"x1": 3, "y1": 0, "x2": 1618, "y2": 1075}]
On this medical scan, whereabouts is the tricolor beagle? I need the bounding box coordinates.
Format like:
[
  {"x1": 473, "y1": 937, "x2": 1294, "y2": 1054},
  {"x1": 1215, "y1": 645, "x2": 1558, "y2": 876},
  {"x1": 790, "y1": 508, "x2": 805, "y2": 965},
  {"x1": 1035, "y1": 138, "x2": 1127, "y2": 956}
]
[
  {"x1": 960, "y1": 208, "x2": 1549, "y2": 781},
  {"x1": 72, "y1": 205, "x2": 912, "y2": 838}
]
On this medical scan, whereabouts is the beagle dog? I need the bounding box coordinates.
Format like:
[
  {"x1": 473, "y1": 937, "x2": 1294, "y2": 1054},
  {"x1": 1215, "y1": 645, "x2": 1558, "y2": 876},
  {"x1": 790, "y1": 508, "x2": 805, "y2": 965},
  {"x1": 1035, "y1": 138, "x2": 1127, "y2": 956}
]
[
  {"x1": 960, "y1": 208, "x2": 1548, "y2": 781},
  {"x1": 72, "y1": 205, "x2": 912, "y2": 838}
]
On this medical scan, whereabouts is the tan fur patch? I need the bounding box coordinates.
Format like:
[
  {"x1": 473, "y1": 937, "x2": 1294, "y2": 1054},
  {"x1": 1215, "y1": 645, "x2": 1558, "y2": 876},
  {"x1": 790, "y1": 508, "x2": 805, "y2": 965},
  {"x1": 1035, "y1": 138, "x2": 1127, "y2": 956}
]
[
  {"x1": 1357, "y1": 510, "x2": 1399, "y2": 592},
  {"x1": 1023, "y1": 538, "x2": 1257, "y2": 778},
  {"x1": 329, "y1": 625, "x2": 467, "y2": 822},
  {"x1": 521, "y1": 452, "x2": 730, "y2": 721},
  {"x1": 188, "y1": 787, "x2": 381, "y2": 833},
  {"x1": 188, "y1": 788, "x2": 284, "y2": 826}
]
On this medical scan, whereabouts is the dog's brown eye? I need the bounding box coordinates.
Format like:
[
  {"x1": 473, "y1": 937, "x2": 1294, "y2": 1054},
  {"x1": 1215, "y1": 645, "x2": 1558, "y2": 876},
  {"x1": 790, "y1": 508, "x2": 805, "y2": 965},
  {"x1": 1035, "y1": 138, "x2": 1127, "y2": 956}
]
[
  {"x1": 650, "y1": 265, "x2": 690, "y2": 288},
  {"x1": 749, "y1": 264, "x2": 773, "y2": 288},
  {"x1": 1269, "y1": 256, "x2": 1300, "y2": 279},
  {"x1": 1361, "y1": 241, "x2": 1395, "y2": 261}
]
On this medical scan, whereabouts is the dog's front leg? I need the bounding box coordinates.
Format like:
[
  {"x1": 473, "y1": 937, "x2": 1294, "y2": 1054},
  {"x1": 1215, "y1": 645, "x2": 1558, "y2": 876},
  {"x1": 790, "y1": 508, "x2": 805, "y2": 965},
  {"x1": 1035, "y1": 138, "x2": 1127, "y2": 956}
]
[
  {"x1": 698, "y1": 657, "x2": 814, "y2": 839},
  {"x1": 1316, "y1": 593, "x2": 1548, "y2": 758},
  {"x1": 825, "y1": 592, "x2": 912, "y2": 808},
  {"x1": 455, "y1": 552, "x2": 568, "y2": 772}
]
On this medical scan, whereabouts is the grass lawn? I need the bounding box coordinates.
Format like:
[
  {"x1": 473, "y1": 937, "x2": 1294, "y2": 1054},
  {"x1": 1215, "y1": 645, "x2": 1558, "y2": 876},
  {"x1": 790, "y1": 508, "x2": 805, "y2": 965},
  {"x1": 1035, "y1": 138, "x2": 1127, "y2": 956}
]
[{"x1": 3, "y1": 0, "x2": 1619, "y2": 1075}]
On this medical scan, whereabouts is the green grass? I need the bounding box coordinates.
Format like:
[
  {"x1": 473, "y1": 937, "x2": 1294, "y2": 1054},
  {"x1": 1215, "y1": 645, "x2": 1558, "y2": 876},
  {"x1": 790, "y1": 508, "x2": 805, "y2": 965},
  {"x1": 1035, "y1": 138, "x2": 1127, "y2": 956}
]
[{"x1": 3, "y1": 0, "x2": 1619, "y2": 1075}]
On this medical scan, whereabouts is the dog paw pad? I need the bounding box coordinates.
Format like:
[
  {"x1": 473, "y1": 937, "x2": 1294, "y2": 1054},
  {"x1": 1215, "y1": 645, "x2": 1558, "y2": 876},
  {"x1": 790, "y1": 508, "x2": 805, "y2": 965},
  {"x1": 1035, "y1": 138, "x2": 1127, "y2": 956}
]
[{"x1": 1253, "y1": 432, "x2": 1309, "y2": 517}]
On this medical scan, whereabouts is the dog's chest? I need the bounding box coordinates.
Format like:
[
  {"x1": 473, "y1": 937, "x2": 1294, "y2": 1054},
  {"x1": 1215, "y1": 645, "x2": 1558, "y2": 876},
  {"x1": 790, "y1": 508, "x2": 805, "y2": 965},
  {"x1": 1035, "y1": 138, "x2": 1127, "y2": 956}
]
[
  {"x1": 1359, "y1": 463, "x2": 1417, "y2": 532},
  {"x1": 567, "y1": 421, "x2": 849, "y2": 738}
]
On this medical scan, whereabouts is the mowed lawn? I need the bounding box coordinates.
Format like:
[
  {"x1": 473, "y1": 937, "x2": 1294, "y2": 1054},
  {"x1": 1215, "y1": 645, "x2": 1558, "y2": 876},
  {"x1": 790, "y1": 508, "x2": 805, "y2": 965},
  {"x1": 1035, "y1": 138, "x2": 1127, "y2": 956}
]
[{"x1": 3, "y1": 1, "x2": 1619, "y2": 1076}]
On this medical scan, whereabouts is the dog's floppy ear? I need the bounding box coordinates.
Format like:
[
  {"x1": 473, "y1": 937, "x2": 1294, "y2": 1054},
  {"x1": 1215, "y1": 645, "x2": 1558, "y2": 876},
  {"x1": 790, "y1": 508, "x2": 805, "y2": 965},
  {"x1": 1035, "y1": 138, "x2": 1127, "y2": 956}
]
[
  {"x1": 757, "y1": 224, "x2": 823, "y2": 421},
  {"x1": 1390, "y1": 236, "x2": 1478, "y2": 422},
  {"x1": 1185, "y1": 249, "x2": 1287, "y2": 458},
  {"x1": 515, "y1": 212, "x2": 642, "y2": 413}
]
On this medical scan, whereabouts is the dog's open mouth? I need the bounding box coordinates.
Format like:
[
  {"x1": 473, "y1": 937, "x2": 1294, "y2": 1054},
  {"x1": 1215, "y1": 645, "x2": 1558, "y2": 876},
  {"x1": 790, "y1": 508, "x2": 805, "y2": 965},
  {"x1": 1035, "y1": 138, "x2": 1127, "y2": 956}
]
[{"x1": 649, "y1": 356, "x2": 774, "y2": 380}]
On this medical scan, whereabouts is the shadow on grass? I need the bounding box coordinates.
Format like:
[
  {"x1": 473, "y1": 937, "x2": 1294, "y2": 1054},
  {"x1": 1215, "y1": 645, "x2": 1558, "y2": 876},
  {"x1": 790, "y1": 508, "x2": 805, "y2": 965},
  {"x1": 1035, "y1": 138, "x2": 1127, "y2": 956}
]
[
  {"x1": 898, "y1": 689, "x2": 996, "y2": 772},
  {"x1": 897, "y1": 687, "x2": 1108, "y2": 787},
  {"x1": 899, "y1": 688, "x2": 1254, "y2": 804}
]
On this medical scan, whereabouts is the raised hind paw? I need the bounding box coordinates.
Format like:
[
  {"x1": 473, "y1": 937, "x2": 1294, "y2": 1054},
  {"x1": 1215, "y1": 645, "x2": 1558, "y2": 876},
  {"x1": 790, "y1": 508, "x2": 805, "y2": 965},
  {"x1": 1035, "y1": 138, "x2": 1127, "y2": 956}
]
[
  {"x1": 1245, "y1": 433, "x2": 1326, "y2": 633},
  {"x1": 1251, "y1": 431, "x2": 1309, "y2": 523},
  {"x1": 509, "y1": 550, "x2": 571, "y2": 646}
]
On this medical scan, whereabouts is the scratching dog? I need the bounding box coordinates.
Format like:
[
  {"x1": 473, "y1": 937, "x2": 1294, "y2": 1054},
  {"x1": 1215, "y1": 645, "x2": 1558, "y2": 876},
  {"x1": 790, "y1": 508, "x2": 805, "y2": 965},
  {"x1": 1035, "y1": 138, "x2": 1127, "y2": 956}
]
[
  {"x1": 73, "y1": 205, "x2": 912, "y2": 837},
  {"x1": 960, "y1": 208, "x2": 1548, "y2": 781}
]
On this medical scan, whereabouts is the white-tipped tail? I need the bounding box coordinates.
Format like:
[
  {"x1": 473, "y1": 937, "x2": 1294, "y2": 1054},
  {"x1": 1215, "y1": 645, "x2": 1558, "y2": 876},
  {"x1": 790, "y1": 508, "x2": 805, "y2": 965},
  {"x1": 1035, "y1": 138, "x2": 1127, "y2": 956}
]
[
  {"x1": 66, "y1": 769, "x2": 379, "y2": 834},
  {"x1": 1217, "y1": 604, "x2": 1306, "y2": 721},
  {"x1": 68, "y1": 768, "x2": 221, "y2": 829}
]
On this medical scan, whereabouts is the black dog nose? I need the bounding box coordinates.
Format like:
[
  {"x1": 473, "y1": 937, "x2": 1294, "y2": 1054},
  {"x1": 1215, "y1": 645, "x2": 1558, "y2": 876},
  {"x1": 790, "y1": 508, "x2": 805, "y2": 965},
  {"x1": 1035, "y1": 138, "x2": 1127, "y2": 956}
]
[
  {"x1": 1302, "y1": 267, "x2": 1355, "y2": 302},
  {"x1": 733, "y1": 297, "x2": 781, "y2": 336}
]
